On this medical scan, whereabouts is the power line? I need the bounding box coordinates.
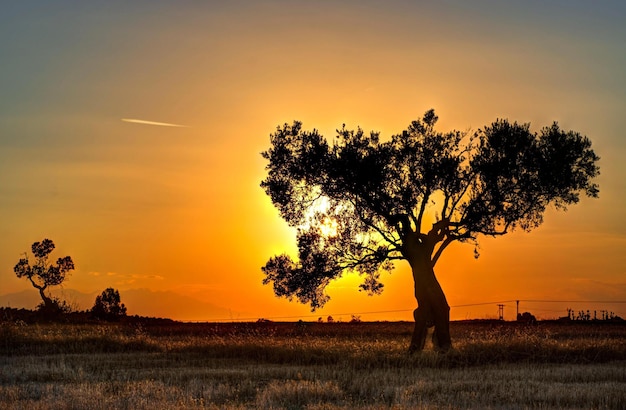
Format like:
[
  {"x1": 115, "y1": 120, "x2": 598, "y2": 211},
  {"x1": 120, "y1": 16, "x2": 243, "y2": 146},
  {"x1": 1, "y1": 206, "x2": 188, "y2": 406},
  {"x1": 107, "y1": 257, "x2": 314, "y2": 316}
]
[
  {"x1": 520, "y1": 299, "x2": 626, "y2": 304},
  {"x1": 451, "y1": 300, "x2": 516, "y2": 307},
  {"x1": 204, "y1": 299, "x2": 626, "y2": 323}
]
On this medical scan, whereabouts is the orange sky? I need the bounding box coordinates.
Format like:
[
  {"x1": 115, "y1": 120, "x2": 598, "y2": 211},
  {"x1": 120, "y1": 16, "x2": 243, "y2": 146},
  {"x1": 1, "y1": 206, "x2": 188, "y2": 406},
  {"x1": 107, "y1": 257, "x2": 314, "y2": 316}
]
[{"x1": 1, "y1": 1, "x2": 625, "y2": 321}]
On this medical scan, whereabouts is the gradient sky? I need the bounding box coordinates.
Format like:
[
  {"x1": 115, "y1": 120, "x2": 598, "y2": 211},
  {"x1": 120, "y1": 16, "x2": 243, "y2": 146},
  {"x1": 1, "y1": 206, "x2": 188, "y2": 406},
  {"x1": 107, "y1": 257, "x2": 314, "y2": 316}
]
[{"x1": 1, "y1": 1, "x2": 625, "y2": 321}]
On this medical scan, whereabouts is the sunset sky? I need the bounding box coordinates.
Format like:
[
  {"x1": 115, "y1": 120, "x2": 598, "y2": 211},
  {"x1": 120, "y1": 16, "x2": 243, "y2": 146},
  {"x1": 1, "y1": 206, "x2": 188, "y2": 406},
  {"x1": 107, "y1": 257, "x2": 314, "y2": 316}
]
[{"x1": 1, "y1": 1, "x2": 625, "y2": 321}]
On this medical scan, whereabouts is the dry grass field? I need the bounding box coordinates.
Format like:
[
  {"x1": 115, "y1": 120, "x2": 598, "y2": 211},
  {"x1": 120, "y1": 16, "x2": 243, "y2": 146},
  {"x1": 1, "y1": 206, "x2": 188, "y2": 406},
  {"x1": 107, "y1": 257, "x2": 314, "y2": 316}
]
[{"x1": 1, "y1": 317, "x2": 625, "y2": 409}]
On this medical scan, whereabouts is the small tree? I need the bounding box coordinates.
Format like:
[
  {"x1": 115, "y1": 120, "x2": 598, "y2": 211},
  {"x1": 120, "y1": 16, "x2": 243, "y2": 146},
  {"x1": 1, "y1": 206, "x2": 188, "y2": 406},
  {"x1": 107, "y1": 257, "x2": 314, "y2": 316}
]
[
  {"x1": 261, "y1": 109, "x2": 599, "y2": 353},
  {"x1": 14, "y1": 239, "x2": 75, "y2": 313},
  {"x1": 92, "y1": 288, "x2": 127, "y2": 321}
]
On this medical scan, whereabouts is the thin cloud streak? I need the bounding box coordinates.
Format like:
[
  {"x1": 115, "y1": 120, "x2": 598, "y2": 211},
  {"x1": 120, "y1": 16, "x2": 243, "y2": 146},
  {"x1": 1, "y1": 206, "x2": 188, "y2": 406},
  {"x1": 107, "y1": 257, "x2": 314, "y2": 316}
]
[{"x1": 122, "y1": 118, "x2": 188, "y2": 127}]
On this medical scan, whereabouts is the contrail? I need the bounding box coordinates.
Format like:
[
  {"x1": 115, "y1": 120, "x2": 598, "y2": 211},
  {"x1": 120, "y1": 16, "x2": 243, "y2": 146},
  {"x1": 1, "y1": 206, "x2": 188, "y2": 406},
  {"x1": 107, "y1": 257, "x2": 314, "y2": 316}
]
[{"x1": 122, "y1": 118, "x2": 188, "y2": 127}]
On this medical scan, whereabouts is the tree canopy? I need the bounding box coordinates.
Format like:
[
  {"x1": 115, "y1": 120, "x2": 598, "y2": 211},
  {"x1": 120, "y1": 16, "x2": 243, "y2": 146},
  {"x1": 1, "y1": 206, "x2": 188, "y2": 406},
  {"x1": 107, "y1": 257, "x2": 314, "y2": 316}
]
[
  {"x1": 14, "y1": 239, "x2": 75, "y2": 310},
  {"x1": 261, "y1": 110, "x2": 599, "y2": 310},
  {"x1": 92, "y1": 288, "x2": 127, "y2": 321}
]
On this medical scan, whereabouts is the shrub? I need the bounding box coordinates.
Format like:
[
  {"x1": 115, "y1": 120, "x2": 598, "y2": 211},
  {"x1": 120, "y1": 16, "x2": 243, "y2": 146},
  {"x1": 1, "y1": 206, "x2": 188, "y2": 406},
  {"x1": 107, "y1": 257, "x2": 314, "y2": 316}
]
[{"x1": 92, "y1": 288, "x2": 127, "y2": 321}]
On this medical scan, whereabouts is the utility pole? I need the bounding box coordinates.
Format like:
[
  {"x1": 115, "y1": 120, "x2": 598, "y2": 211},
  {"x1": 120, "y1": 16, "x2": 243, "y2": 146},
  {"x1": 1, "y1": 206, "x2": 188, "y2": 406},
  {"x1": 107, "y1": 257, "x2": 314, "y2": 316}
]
[
  {"x1": 516, "y1": 300, "x2": 519, "y2": 320},
  {"x1": 498, "y1": 304, "x2": 505, "y2": 321}
]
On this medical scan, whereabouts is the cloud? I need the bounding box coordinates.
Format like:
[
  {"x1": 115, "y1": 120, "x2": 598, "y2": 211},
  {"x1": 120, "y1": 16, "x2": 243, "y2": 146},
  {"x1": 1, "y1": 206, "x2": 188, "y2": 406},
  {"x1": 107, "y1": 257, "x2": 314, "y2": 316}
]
[
  {"x1": 121, "y1": 118, "x2": 188, "y2": 127},
  {"x1": 87, "y1": 271, "x2": 164, "y2": 284}
]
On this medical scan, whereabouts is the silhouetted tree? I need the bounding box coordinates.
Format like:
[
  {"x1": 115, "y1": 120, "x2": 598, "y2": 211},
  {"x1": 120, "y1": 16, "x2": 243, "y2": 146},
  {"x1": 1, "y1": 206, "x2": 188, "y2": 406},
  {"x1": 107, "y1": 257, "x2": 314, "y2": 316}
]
[
  {"x1": 261, "y1": 109, "x2": 599, "y2": 352},
  {"x1": 517, "y1": 312, "x2": 537, "y2": 324},
  {"x1": 91, "y1": 288, "x2": 127, "y2": 321},
  {"x1": 13, "y1": 239, "x2": 75, "y2": 314}
]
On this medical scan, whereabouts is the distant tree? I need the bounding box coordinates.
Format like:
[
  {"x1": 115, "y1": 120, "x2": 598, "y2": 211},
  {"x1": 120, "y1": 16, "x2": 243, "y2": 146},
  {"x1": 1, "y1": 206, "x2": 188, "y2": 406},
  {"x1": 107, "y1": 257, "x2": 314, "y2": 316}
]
[
  {"x1": 91, "y1": 288, "x2": 127, "y2": 321},
  {"x1": 517, "y1": 312, "x2": 537, "y2": 324},
  {"x1": 13, "y1": 239, "x2": 75, "y2": 314},
  {"x1": 261, "y1": 109, "x2": 599, "y2": 352}
]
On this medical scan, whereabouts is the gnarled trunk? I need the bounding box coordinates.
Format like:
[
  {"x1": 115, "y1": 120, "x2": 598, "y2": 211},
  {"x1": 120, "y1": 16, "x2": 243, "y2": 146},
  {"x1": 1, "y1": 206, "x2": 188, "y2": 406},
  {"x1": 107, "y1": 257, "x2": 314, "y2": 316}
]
[
  {"x1": 38, "y1": 287, "x2": 55, "y2": 310},
  {"x1": 408, "y1": 261, "x2": 451, "y2": 353},
  {"x1": 403, "y1": 234, "x2": 451, "y2": 353}
]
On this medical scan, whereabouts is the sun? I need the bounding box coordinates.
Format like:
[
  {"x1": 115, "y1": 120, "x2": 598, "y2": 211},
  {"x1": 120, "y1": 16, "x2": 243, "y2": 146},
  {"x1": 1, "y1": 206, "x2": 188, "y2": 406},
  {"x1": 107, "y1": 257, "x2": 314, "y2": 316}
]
[
  {"x1": 319, "y1": 216, "x2": 338, "y2": 237},
  {"x1": 304, "y1": 196, "x2": 339, "y2": 238}
]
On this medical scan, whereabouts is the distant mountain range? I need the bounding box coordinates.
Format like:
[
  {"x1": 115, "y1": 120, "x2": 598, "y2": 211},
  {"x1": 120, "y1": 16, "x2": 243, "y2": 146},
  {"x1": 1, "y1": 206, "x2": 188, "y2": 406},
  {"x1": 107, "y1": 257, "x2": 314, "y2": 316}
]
[{"x1": 0, "y1": 288, "x2": 243, "y2": 322}]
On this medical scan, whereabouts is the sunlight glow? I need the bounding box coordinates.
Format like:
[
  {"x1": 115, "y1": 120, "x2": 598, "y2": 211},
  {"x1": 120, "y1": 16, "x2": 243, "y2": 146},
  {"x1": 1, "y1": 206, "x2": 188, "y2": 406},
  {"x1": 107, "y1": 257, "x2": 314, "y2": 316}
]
[
  {"x1": 0, "y1": 1, "x2": 621, "y2": 322},
  {"x1": 302, "y1": 196, "x2": 339, "y2": 237},
  {"x1": 319, "y1": 217, "x2": 339, "y2": 238}
]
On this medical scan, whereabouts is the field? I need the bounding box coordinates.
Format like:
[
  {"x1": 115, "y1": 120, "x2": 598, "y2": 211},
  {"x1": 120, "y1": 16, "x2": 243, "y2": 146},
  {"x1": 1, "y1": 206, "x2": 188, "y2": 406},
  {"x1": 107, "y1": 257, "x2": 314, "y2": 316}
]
[{"x1": 1, "y1": 318, "x2": 625, "y2": 409}]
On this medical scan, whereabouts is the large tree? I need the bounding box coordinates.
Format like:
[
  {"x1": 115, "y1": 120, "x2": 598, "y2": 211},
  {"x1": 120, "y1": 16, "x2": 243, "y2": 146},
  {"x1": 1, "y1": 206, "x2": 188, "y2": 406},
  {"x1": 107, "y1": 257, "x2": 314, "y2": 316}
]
[
  {"x1": 14, "y1": 239, "x2": 75, "y2": 312},
  {"x1": 260, "y1": 110, "x2": 599, "y2": 352}
]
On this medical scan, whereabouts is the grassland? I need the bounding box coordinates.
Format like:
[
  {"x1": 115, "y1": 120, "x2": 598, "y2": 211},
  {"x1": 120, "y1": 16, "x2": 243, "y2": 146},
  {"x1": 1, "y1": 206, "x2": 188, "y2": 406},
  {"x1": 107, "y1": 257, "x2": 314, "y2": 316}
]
[{"x1": 1, "y1": 318, "x2": 625, "y2": 409}]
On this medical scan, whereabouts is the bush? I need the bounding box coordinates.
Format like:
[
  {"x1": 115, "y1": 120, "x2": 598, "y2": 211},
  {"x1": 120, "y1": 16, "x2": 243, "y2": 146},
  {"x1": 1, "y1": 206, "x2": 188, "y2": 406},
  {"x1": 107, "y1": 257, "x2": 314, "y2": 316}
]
[
  {"x1": 35, "y1": 297, "x2": 74, "y2": 320},
  {"x1": 92, "y1": 288, "x2": 127, "y2": 321}
]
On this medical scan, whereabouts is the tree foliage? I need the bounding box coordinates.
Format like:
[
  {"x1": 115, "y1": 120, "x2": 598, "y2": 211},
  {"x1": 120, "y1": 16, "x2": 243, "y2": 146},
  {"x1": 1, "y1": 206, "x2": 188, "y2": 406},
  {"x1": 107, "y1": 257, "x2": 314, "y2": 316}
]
[
  {"x1": 14, "y1": 239, "x2": 75, "y2": 311},
  {"x1": 92, "y1": 288, "x2": 127, "y2": 321},
  {"x1": 261, "y1": 110, "x2": 599, "y2": 310}
]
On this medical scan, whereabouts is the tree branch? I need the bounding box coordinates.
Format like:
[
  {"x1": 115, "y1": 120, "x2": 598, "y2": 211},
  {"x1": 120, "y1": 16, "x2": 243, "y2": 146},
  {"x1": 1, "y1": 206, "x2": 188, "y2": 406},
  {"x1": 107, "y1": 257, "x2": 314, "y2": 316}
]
[
  {"x1": 28, "y1": 275, "x2": 45, "y2": 291},
  {"x1": 441, "y1": 193, "x2": 451, "y2": 220},
  {"x1": 416, "y1": 188, "x2": 431, "y2": 233},
  {"x1": 355, "y1": 205, "x2": 399, "y2": 246},
  {"x1": 448, "y1": 170, "x2": 479, "y2": 220},
  {"x1": 431, "y1": 236, "x2": 454, "y2": 267}
]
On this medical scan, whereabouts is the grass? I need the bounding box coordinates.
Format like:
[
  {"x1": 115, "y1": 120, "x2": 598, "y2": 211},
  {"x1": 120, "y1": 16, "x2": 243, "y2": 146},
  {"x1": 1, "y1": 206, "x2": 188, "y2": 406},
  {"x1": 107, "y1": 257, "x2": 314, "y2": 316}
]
[{"x1": 1, "y1": 320, "x2": 625, "y2": 409}]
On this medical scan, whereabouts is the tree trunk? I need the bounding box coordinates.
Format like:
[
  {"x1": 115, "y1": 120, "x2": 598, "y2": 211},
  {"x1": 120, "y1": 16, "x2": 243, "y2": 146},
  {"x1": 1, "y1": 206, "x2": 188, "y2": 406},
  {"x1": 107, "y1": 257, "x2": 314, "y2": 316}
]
[
  {"x1": 403, "y1": 234, "x2": 451, "y2": 353},
  {"x1": 38, "y1": 287, "x2": 55, "y2": 310},
  {"x1": 409, "y1": 262, "x2": 451, "y2": 353}
]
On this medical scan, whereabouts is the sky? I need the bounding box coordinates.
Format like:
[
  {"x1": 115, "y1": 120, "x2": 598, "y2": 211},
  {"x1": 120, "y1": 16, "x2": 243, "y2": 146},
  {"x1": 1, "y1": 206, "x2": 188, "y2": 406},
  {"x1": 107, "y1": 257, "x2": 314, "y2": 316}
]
[{"x1": 1, "y1": 1, "x2": 625, "y2": 321}]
